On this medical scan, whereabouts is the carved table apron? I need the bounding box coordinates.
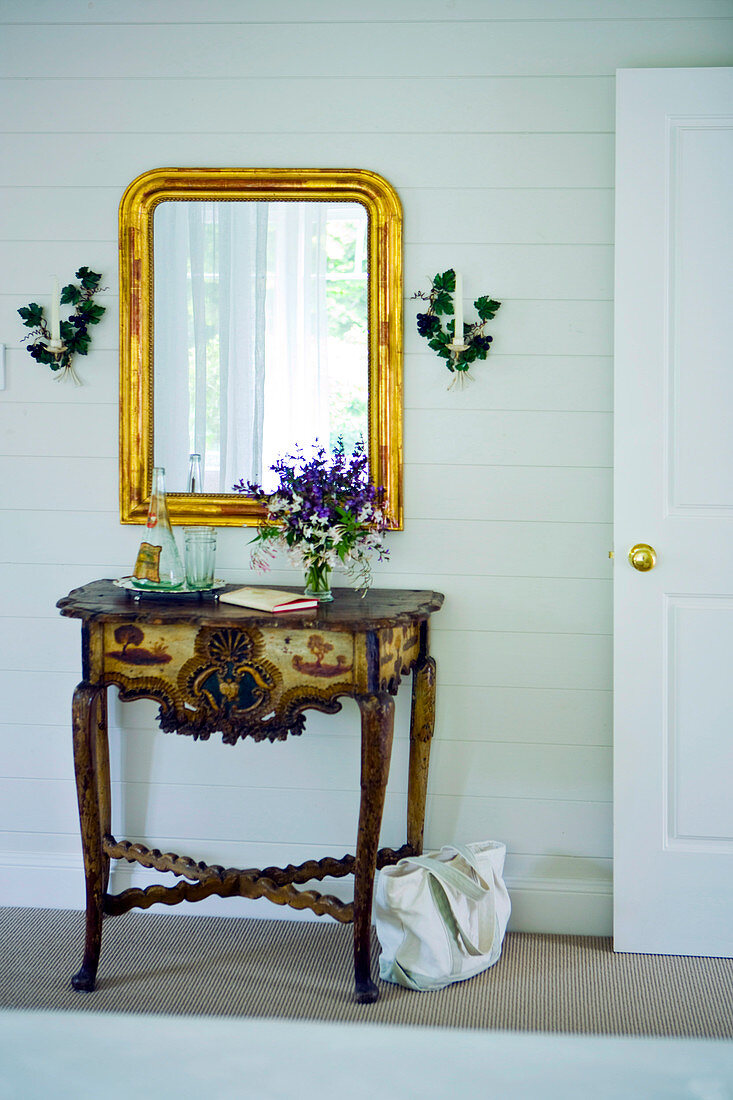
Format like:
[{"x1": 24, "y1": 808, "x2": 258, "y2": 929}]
[{"x1": 58, "y1": 581, "x2": 444, "y2": 1004}]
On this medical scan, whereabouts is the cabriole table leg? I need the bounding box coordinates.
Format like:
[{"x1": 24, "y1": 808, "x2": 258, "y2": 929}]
[
  {"x1": 353, "y1": 692, "x2": 395, "y2": 1003},
  {"x1": 407, "y1": 655, "x2": 437, "y2": 854},
  {"x1": 71, "y1": 681, "x2": 107, "y2": 992}
]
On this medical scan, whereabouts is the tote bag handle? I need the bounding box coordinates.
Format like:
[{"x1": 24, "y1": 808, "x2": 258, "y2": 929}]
[{"x1": 399, "y1": 844, "x2": 496, "y2": 958}]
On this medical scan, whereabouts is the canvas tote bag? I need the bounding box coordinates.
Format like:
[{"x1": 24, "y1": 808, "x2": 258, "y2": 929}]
[{"x1": 374, "y1": 841, "x2": 511, "y2": 991}]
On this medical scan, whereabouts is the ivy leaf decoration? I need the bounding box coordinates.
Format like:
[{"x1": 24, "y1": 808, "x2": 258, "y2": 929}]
[
  {"x1": 475, "y1": 296, "x2": 501, "y2": 321},
  {"x1": 61, "y1": 283, "x2": 82, "y2": 305},
  {"x1": 433, "y1": 290, "x2": 453, "y2": 316},
  {"x1": 77, "y1": 266, "x2": 102, "y2": 291},
  {"x1": 79, "y1": 302, "x2": 106, "y2": 325},
  {"x1": 18, "y1": 303, "x2": 45, "y2": 328},
  {"x1": 434, "y1": 270, "x2": 455, "y2": 293}
]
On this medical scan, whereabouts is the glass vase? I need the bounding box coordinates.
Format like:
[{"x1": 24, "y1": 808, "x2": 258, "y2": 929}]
[
  {"x1": 304, "y1": 560, "x2": 333, "y2": 602},
  {"x1": 132, "y1": 466, "x2": 185, "y2": 590}
]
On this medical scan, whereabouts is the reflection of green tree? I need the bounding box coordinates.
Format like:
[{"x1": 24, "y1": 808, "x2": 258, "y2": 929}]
[
  {"x1": 327, "y1": 223, "x2": 366, "y2": 274},
  {"x1": 327, "y1": 279, "x2": 367, "y2": 341},
  {"x1": 329, "y1": 382, "x2": 367, "y2": 454},
  {"x1": 326, "y1": 222, "x2": 367, "y2": 342},
  {"x1": 325, "y1": 219, "x2": 368, "y2": 450}
]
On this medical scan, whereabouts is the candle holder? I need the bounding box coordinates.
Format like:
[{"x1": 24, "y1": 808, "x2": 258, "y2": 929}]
[
  {"x1": 412, "y1": 268, "x2": 501, "y2": 387},
  {"x1": 446, "y1": 341, "x2": 472, "y2": 387},
  {"x1": 17, "y1": 266, "x2": 106, "y2": 385},
  {"x1": 45, "y1": 339, "x2": 83, "y2": 386}
]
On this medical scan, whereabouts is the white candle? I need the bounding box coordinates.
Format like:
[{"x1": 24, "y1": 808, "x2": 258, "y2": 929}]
[
  {"x1": 50, "y1": 277, "x2": 60, "y2": 343},
  {"x1": 453, "y1": 270, "x2": 464, "y2": 345}
]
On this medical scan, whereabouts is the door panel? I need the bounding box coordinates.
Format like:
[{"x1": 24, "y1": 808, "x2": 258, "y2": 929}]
[{"x1": 614, "y1": 68, "x2": 733, "y2": 957}]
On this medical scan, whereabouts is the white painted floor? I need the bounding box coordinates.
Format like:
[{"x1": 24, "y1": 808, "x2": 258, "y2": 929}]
[{"x1": 1, "y1": 1011, "x2": 731, "y2": 1099}]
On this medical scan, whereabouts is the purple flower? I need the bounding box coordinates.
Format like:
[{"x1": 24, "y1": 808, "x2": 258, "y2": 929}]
[{"x1": 234, "y1": 439, "x2": 389, "y2": 592}]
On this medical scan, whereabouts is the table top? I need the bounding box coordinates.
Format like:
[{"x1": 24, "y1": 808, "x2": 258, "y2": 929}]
[{"x1": 57, "y1": 580, "x2": 444, "y2": 631}]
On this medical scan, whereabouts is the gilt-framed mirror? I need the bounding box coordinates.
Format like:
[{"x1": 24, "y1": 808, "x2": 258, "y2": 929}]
[{"x1": 119, "y1": 167, "x2": 403, "y2": 528}]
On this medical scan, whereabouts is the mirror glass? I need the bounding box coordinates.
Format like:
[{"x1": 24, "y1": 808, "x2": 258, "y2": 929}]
[
  {"x1": 119, "y1": 168, "x2": 402, "y2": 528},
  {"x1": 153, "y1": 199, "x2": 369, "y2": 494}
]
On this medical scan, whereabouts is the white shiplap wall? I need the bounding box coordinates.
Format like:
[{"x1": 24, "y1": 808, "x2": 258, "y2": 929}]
[{"x1": 1, "y1": 0, "x2": 730, "y2": 933}]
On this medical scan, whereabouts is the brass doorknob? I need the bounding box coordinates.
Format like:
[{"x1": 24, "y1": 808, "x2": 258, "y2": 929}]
[{"x1": 628, "y1": 543, "x2": 657, "y2": 571}]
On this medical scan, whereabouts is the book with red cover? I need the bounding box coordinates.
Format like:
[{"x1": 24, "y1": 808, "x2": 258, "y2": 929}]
[{"x1": 218, "y1": 587, "x2": 318, "y2": 613}]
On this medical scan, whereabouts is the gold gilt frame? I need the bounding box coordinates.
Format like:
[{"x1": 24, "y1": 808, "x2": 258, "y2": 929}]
[{"x1": 119, "y1": 167, "x2": 403, "y2": 527}]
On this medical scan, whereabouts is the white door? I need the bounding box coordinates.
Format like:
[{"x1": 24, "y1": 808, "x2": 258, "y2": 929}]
[{"x1": 614, "y1": 68, "x2": 733, "y2": 957}]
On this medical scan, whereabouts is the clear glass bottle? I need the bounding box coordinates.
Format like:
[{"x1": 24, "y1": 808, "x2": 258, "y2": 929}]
[
  {"x1": 186, "y1": 453, "x2": 203, "y2": 493},
  {"x1": 132, "y1": 467, "x2": 185, "y2": 589}
]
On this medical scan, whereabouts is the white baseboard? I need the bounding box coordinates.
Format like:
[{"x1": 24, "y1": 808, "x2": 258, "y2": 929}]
[{"x1": 0, "y1": 850, "x2": 612, "y2": 934}]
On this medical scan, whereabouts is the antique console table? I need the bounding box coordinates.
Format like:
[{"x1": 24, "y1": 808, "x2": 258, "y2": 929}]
[{"x1": 58, "y1": 580, "x2": 443, "y2": 1003}]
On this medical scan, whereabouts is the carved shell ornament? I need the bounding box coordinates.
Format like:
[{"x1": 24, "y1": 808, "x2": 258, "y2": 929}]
[{"x1": 412, "y1": 267, "x2": 501, "y2": 387}]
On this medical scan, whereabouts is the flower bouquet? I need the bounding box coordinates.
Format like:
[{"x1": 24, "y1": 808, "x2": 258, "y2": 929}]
[{"x1": 234, "y1": 440, "x2": 389, "y2": 600}]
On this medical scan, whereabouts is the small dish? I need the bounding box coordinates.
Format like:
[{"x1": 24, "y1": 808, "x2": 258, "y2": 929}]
[{"x1": 114, "y1": 577, "x2": 226, "y2": 596}]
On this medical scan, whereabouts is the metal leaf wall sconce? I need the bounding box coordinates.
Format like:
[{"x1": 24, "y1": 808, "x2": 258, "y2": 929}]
[
  {"x1": 18, "y1": 267, "x2": 106, "y2": 385},
  {"x1": 412, "y1": 268, "x2": 501, "y2": 387}
]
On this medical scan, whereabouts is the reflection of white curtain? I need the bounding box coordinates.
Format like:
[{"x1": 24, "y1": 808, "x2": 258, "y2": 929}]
[
  {"x1": 261, "y1": 205, "x2": 331, "y2": 488},
  {"x1": 218, "y1": 203, "x2": 270, "y2": 491},
  {"x1": 154, "y1": 200, "x2": 330, "y2": 493},
  {"x1": 153, "y1": 203, "x2": 191, "y2": 490}
]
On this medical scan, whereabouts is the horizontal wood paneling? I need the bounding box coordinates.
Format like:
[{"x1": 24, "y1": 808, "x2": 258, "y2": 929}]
[
  {"x1": 403, "y1": 188, "x2": 615, "y2": 245},
  {"x1": 0, "y1": 828, "x2": 613, "y2": 896},
  {"x1": 0, "y1": 244, "x2": 118, "y2": 295},
  {"x1": 404, "y1": 409, "x2": 612, "y2": 466},
  {"x1": 0, "y1": 674, "x2": 612, "y2": 748},
  {"x1": 0, "y1": 133, "x2": 616, "y2": 190},
  {"x1": 403, "y1": 355, "x2": 613, "y2": 412},
  {"x1": 0, "y1": 671, "x2": 82, "y2": 727},
  {"x1": 0, "y1": 403, "x2": 118, "y2": 457},
  {"x1": 1, "y1": 3, "x2": 721, "y2": 933},
  {"x1": 383, "y1": 520, "x2": 613, "y2": 579},
  {"x1": 0, "y1": 77, "x2": 615, "y2": 135},
  {"x1": 407, "y1": 244, "x2": 613, "y2": 300},
  {"x1": 404, "y1": 464, "x2": 613, "y2": 522},
  {"x1": 0, "y1": 297, "x2": 117, "y2": 350},
  {"x1": 0, "y1": 723, "x2": 610, "y2": 803},
  {"x1": 0, "y1": 457, "x2": 613, "y2": 523},
  {"x1": 405, "y1": 301, "x2": 614, "y2": 356},
  {"x1": 7, "y1": 241, "x2": 614, "y2": 305},
  {"x1": 0, "y1": 348, "x2": 119, "y2": 403},
  {"x1": 1, "y1": 20, "x2": 729, "y2": 78},
  {"x1": 0, "y1": 297, "x2": 614, "y2": 358},
  {"x1": 3, "y1": 1, "x2": 727, "y2": 23},
  {"x1": 432, "y1": 629, "x2": 611, "y2": 691},
  {"x1": 428, "y1": 576, "x2": 612, "y2": 634},
  {"x1": 0, "y1": 186, "x2": 614, "y2": 246},
  {"x1": 0, "y1": 457, "x2": 118, "y2": 511},
  {"x1": 0, "y1": 777, "x2": 612, "y2": 857},
  {"x1": 2, "y1": 512, "x2": 614, "y2": 577},
  {"x1": 0, "y1": 563, "x2": 612, "y2": 635},
  {"x1": 432, "y1": 685, "x2": 612, "y2": 746}
]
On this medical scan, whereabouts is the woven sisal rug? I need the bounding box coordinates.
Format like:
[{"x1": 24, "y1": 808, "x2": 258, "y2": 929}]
[{"x1": 1, "y1": 907, "x2": 731, "y2": 1038}]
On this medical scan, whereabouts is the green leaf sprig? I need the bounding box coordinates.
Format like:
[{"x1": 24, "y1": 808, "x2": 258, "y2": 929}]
[
  {"x1": 412, "y1": 268, "x2": 501, "y2": 377},
  {"x1": 18, "y1": 267, "x2": 106, "y2": 382}
]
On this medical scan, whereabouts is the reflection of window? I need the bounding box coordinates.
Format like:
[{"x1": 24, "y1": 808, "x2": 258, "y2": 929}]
[
  {"x1": 324, "y1": 207, "x2": 369, "y2": 456},
  {"x1": 154, "y1": 201, "x2": 369, "y2": 494}
]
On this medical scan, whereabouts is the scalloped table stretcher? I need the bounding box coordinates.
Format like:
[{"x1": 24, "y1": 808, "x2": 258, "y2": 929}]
[{"x1": 57, "y1": 580, "x2": 444, "y2": 1004}]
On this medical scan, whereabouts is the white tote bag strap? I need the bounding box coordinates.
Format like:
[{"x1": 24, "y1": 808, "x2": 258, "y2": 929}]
[
  {"x1": 401, "y1": 845, "x2": 495, "y2": 959},
  {"x1": 404, "y1": 844, "x2": 488, "y2": 899}
]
